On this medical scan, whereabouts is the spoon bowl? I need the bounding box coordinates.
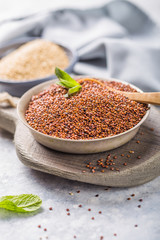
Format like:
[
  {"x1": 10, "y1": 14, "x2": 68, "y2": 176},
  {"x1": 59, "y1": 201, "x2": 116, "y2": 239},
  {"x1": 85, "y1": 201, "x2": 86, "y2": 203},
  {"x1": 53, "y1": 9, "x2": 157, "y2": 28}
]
[
  {"x1": 0, "y1": 37, "x2": 77, "y2": 97},
  {"x1": 17, "y1": 77, "x2": 150, "y2": 154}
]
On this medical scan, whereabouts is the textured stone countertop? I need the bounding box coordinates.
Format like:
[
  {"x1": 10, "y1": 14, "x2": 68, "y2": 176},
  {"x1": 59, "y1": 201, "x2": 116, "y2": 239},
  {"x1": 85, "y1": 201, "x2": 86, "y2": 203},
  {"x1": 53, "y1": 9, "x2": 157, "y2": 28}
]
[
  {"x1": 0, "y1": 1, "x2": 160, "y2": 240},
  {"x1": 0, "y1": 128, "x2": 160, "y2": 240}
]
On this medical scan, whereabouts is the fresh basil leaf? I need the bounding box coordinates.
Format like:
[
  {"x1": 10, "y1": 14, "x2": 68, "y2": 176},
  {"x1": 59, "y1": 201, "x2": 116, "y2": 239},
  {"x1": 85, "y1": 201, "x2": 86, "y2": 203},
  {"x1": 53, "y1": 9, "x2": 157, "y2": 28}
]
[
  {"x1": 68, "y1": 85, "x2": 82, "y2": 96},
  {"x1": 0, "y1": 194, "x2": 42, "y2": 213},
  {"x1": 55, "y1": 67, "x2": 79, "y2": 86}
]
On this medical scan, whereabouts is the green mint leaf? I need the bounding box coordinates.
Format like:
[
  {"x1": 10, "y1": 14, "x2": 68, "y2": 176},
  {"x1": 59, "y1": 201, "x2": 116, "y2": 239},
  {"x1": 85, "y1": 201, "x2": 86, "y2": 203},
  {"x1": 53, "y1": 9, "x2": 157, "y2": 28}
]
[
  {"x1": 55, "y1": 67, "x2": 79, "y2": 87},
  {"x1": 68, "y1": 85, "x2": 82, "y2": 96},
  {"x1": 55, "y1": 67, "x2": 82, "y2": 96},
  {"x1": 0, "y1": 194, "x2": 42, "y2": 213},
  {"x1": 55, "y1": 82, "x2": 65, "y2": 87},
  {"x1": 59, "y1": 79, "x2": 76, "y2": 88}
]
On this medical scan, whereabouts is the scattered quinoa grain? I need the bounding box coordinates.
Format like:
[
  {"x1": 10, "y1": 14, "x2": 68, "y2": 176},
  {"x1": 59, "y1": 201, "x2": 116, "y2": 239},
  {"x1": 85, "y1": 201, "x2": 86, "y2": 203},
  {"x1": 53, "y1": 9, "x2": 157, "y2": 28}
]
[
  {"x1": 129, "y1": 150, "x2": 134, "y2": 154},
  {"x1": 69, "y1": 192, "x2": 74, "y2": 196}
]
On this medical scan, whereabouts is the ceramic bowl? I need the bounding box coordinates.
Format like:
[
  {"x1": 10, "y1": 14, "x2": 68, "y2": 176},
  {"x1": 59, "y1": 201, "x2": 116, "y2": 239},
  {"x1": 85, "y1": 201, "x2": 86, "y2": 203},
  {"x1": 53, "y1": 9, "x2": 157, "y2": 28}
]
[
  {"x1": 0, "y1": 37, "x2": 77, "y2": 97},
  {"x1": 17, "y1": 77, "x2": 150, "y2": 154}
]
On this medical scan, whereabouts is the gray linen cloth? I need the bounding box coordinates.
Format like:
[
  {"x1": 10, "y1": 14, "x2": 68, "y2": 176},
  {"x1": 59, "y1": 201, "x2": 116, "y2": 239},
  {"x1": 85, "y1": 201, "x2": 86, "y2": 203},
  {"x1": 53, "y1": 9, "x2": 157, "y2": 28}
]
[{"x1": 0, "y1": 0, "x2": 160, "y2": 91}]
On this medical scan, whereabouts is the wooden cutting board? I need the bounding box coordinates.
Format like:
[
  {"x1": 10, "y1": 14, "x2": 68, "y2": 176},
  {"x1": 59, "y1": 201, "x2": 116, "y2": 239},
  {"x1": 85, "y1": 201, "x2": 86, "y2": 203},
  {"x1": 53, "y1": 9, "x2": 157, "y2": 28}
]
[{"x1": 0, "y1": 104, "x2": 160, "y2": 187}]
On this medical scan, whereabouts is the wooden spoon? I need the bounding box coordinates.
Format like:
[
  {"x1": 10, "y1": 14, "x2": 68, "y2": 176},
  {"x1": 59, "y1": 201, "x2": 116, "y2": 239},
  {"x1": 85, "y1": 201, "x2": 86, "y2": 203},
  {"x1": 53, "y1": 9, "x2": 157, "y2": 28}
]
[{"x1": 78, "y1": 78, "x2": 160, "y2": 105}]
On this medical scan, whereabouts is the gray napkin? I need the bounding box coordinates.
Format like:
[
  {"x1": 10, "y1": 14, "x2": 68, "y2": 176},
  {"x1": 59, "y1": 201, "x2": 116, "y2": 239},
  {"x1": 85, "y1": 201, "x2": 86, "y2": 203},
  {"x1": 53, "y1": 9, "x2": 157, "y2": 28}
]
[{"x1": 0, "y1": 0, "x2": 160, "y2": 91}]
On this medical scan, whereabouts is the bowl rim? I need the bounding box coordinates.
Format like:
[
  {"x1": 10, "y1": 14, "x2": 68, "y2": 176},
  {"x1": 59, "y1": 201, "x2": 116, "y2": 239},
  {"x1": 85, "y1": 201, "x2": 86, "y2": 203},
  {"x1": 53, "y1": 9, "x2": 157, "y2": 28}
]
[
  {"x1": 17, "y1": 76, "x2": 150, "y2": 143},
  {"x1": 0, "y1": 37, "x2": 78, "y2": 84}
]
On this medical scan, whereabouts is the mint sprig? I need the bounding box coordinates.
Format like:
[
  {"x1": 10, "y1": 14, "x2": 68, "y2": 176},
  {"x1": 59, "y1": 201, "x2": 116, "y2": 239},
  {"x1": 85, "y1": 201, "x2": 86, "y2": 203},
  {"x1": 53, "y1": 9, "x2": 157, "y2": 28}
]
[
  {"x1": 0, "y1": 194, "x2": 42, "y2": 213},
  {"x1": 55, "y1": 67, "x2": 82, "y2": 97}
]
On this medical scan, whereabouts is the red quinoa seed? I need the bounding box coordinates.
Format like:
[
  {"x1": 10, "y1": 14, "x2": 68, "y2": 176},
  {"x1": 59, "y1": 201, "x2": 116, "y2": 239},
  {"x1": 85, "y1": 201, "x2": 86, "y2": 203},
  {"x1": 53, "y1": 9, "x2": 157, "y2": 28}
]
[{"x1": 25, "y1": 80, "x2": 148, "y2": 140}]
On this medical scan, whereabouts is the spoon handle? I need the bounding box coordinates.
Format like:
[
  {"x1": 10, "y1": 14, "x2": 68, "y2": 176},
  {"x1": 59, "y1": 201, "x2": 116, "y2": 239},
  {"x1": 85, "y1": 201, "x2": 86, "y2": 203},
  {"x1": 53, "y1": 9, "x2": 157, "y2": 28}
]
[{"x1": 122, "y1": 92, "x2": 160, "y2": 105}]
